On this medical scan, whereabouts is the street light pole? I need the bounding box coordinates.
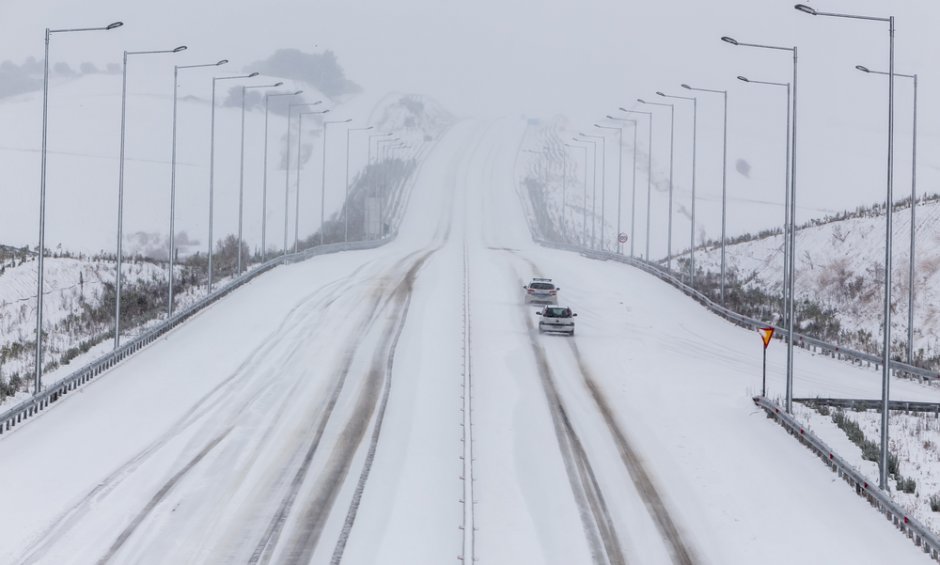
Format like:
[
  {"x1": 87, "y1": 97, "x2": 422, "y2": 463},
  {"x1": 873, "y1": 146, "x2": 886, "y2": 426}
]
[
  {"x1": 208, "y1": 71, "x2": 259, "y2": 291},
  {"x1": 115, "y1": 45, "x2": 186, "y2": 350},
  {"x1": 857, "y1": 64, "x2": 918, "y2": 366},
  {"x1": 344, "y1": 126, "x2": 373, "y2": 244},
  {"x1": 595, "y1": 124, "x2": 623, "y2": 254},
  {"x1": 658, "y1": 91, "x2": 698, "y2": 286},
  {"x1": 639, "y1": 99, "x2": 675, "y2": 269},
  {"x1": 722, "y1": 35, "x2": 798, "y2": 417},
  {"x1": 283, "y1": 101, "x2": 323, "y2": 255},
  {"x1": 574, "y1": 137, "x2": 598, "y2": 248},
  {"x1": 795, "y1": 3, "x2": 895, "y2": 489},
  {"x1": 619, "y1": 109, "x2": 654, "y2": 259},
  {"x1": 34, "y1": 20, "x2": 123, "y2": 394},
  {"x1": 261, "y1": 90, "x2": 302, "y2": 261},
  {"x1": 565, "y1": 143, "x2": 588, "y2": 244},
  {"x1": 375, "y1": 137, "x2": 400, "y2": 237},
  {"x1": 737, "y1": 75, "x2": 791, "y2": 324},
  {"x1": 237, "y1": 82, "x2": 282, "y2": 275},
  {"x1": 321, "y1": 118, "x2": 353, "y2": 245},
  {"x1": 579, "y1": 133, "x2": 606, "y2": 250},
  {"x1": 683, "y1": 84, "x2": 729, "y2": 303},
  {"x1": 599, "y1": 119, "x2": 636, "y2": 255},
  {"x1": 168, "y1": 59, "x2": 228, "y2": 318},
  {"x1": 295, "y1": 109, "x2": 330, "y2": 251}
]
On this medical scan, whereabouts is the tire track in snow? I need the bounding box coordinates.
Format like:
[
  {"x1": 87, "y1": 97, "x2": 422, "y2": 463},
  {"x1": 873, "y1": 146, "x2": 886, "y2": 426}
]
[
  {"x1": 96, "y1": 427, "x2": 234, "y2": 564},
  {"x1": 249, "y1": 250, "x2": 438, "y2": 565},
  {"x1": 523, "y1": 310, "x2": 627, "y2": 565},
  {"x1": 15, "y1": 270, "x2": 361, "y2": 565},
  {"x1": 259, "y1": 158, "x2": 457, "y2": 563},
  {"x1": 568, "y1": 343, "x2": 697, "y2": 565},
  {"x1": 511, "y1": 249, "x2": 697, "y2": 565},
  {"x1": 503, "y1": 251, "x2": 626, "y2": 565}
]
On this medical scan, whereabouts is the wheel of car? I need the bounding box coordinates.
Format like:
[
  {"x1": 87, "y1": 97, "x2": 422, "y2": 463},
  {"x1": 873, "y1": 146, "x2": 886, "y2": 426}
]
[{"x1": 568, "y1": 329, "x2": 575, "y2": 336}]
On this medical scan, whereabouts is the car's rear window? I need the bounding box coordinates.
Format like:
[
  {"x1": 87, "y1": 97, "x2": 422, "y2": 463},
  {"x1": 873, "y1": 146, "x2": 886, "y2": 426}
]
[
  {"x1": 530, "y1": 282, "x2": 554, "y2": 290},
  {"x1": 544, "y1": 307, "x2": 570, "y2": 317}
]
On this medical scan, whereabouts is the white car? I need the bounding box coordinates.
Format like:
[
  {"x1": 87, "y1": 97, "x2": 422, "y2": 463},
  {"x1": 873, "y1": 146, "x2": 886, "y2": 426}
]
[
  {"x1": 523, "y1": 277, "x2": 559, "y2": 305},
  {"x1": 537, "y1": 306, "x2": 577, "y2": 335}
]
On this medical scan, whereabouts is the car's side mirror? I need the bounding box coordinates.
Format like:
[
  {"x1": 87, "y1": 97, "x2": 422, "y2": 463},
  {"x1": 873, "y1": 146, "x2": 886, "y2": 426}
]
[
  {"x1": 573, "y1": 313, "x2": 578, "y2": 317},
  {"x1": 522, "y1": 285, "x2": 527, "y2": 290},
  {"x1": 556, "y1": 287, "x2": 561, "y2": 291},
  {"x1": 535, "y1": 312, "x2": 542, "y2": 316}
]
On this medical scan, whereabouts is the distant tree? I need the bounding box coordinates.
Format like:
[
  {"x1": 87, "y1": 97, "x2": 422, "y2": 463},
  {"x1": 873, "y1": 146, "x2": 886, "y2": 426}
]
[
  {"x1": 53, "y1": 62, "x2": 76, "y2": 76},
  {"x1": 245, "y1": 48, "x2": 361, "y2": 103}
]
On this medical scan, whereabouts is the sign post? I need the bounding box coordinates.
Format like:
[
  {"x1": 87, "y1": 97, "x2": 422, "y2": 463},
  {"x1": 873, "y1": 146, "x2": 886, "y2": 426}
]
[
  {"x1": 617, "y1": 233, "x2": 628, "y2": 254},
  {"x1": 759, "y1": 327, "x2": 775, "y2": 397}
]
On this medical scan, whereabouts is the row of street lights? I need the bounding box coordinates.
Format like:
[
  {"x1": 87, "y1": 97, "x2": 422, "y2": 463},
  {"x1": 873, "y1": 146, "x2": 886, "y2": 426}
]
[
  {"x1": 550, "y1": 3, "x2": 912, "y2": 494},
  {"x1": 33, "y1": 20, "x2": 396, "y2": 397}
]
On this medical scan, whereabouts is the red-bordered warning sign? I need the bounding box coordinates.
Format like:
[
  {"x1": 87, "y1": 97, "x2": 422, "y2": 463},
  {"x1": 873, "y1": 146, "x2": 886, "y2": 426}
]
[{"x1": 759, "y1": 327, "x2": 775, "y2": 349}]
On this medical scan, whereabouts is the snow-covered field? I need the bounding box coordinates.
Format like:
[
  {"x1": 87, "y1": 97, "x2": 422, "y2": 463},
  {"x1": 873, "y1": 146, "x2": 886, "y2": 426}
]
[{"x1": 0, "y1": 118, "x2": 935, "y2": 564}]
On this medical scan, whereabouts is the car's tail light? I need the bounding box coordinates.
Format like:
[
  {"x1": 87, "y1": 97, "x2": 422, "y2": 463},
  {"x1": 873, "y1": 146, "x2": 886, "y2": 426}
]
[
  {"x1": 527, "y1": 289, "x2": 534, "y2": 294},
  {"x1": 549, "y1": 290, "x2": 556, "y2": 295}
]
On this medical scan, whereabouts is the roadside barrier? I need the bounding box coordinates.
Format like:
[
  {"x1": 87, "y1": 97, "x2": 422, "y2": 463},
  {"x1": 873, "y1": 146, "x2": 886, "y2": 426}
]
[
  {"x1": 0, "y1": 238, "x2": 390, "y2": 436},
  {"x1": 753, "y1": 395, "x2": 940, "y2": 561},
  {"x1": 534, "y1": 238, "x2": 940, "y2": 384}
]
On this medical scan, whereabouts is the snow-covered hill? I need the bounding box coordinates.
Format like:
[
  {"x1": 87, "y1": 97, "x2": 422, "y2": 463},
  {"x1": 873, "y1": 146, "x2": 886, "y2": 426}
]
[
  {"x1": 689, "y1": 196, "x2": 940, "y2": 364},
  {"x1": 0, "y1": 67, "x2": 441, "y2": 257}
]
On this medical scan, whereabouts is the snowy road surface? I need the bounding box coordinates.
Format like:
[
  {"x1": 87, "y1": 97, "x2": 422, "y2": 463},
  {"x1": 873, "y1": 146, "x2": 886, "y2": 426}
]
[{"x1": 0, "y1": 120, "x2": 935, "y2": 564}]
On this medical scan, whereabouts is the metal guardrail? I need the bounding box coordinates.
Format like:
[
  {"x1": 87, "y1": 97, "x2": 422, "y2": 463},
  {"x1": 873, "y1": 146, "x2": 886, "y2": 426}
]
[
  {"x1": 753, "y1": 395, "x2": 940, "y2": 561},
  {"x1": 0, "y1": 135, "x2": 437, "y2": 437},
  {"x1": 534, "y1": 235, "x2": 940, "y2": 558},
  {"x1": 0, "y1": 238, "x2": 391, "y2": 436},
  {"x1": 796, "y1": 398, "x2": 940, "y2": 415},
  {"x1": 533, "y1": 238, "x2": 940, "y2": 384}
]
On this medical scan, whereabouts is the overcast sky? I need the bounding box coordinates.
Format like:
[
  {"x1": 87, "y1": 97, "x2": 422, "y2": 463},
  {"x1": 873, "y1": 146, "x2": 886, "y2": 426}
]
[
  {"x1": 2, "y1": 0, "x2": 934, "y2": 118},
  {"x1": 3, "y1": 0, "x2": 940, "y2": 232}
]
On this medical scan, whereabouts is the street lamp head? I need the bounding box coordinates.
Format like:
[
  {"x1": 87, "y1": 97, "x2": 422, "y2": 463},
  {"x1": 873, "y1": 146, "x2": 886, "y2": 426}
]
[
  {"x1": 855, "y1": 65, "x2": 871, "y2": 73},
  {"x1": 106, "y1": 21, "x2": 124, "y2": 30},
  {"x1": 216, "y1": 59, "x2": 229, "y2": 66},
  {"x1": 293, "y1": 90, "x2": 303, "y2": 95},
  {"x1": 273, "y1": 81, "x2": 284, "y2": 87},
  {"x1": 342, "y1": 118, "x2": 353, "y2": 123},
  {"x1": 636, "y1": 98, "x2": 646, "y2": 104},
  {"x1": 607, "y1": 114, "x2": 617, "y2": 119},
  {"x1": 794, "y1": 4, "x2": 817, "y2": 15},
  {"x1": 248, "y1": 71, "x2": 260, "y2": 77},
  {"x1": 681, "y1": 83, "x2": 691, "y2": 90},
  {"x1": 172, "y1": 46, "x2": 187, "y2": 53},
  {"x1": 721, "y1": 36, "x2": 739, "y2": 46},
  {"x1": 655, "y1": 91, "x2": 666, "y2": 97},
  {"x1": 737, "y1": 75, "x2": 750, "y2": 82}
]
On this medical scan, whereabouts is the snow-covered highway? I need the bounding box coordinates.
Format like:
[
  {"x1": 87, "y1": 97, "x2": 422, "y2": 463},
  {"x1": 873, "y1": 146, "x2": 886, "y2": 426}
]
[{"x1": 0, "y1": 120, "x2": 935, "y2": 564}]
